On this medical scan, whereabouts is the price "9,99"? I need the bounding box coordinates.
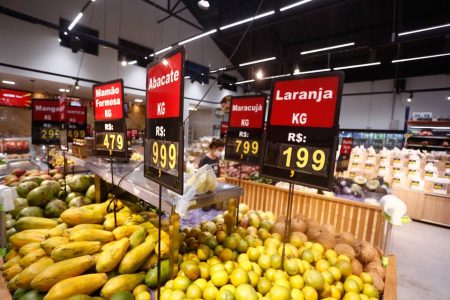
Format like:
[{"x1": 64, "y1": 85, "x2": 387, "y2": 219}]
[{"x1": 150, "y1": 139, "x2": 178, "y2": 171}]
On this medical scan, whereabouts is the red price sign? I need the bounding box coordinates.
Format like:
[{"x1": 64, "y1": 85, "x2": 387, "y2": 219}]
[
  {"x1": 270, "y1": 76, "x2": 341, "y2": 128},
  {"x1": 340, "y1": 138, "x2": 353, "y2": 155},
  {"x1": 220, "y1": 122, "x2": 229, "y2": 139},
  {"x1": 65, "y1": 106, "x2": 87, "y2": 124},
  {"x1": 229, "y1": 96, "x2": 265, "y2": 129},
  {"x1": 0, "y1": 89, "x2": 32, "y2": 107},
  {"x1": 146, "y1": 52, "x2": 183, "y2": 119},
  {"x1": 93, "y1": 80, "x2": 124, "y2": 121},
  {"x1": 32, "y1": 99, "x2": 65, "y2": 122}
]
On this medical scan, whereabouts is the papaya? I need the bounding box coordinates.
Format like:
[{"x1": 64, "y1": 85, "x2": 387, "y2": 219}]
[
  {"x1": 140, "y1": 253, "x2": 158, "y2": 271},
  {"x1": 14, "y1": 217, "x2": 58, "y2": 232},
  {"x1": 10, "y1": 230, "x2": 48, "y2": 249},
  {"x1": 19, "y1": 248, "x2": 47, "y2": 268},
  {"x1": 60, "y1": 207, "x2": 104, "y2": 226},
  {"x1": 154, "y1": 237, "x2": 169, "y2": 258},
  {"x1": 11, "y1": 257, "x2": 54, "y2": 289},
  {"x1": 40, "y1": 236, "x2": 69, "y2": 256},
  {"x1": 44, "y1": 273, "x2": 108, "y2": 300},
  {"x1": 31, "y1": 255, "x2": 95, "y2": 292},
  {"x1": 3, "y1": 264, "x2": 23, "y2": 281},
  {"x1": 5, "y1": 248, "x2": 19, "y2": 261},
  {"x1": 51, "y1": 241, "x2": 101, "y2": 261},
  {"x1": 69, "y1": 229, "x2": 114, "y2": 243},
  {"x1": 67, "y1": 296, "x2": 92, "y2": 300},
  {"x1": 118, "y1": 237, "x2": 156, "y2": 274},
  {"x1": 96, "y1": 238, "x2": 130, "y2": 273},
  {"x1": 45, "y1": 223, "x2": 68, "y2": 238},
  {"x1": 18, "y1": 242, "x2": 42, "y2": 256},
  {"x1": 112, "y1": 225, "x2": 141, "y2": 240},
  {"x1": 145, "y1": 259, "x2": 171, "y2": 288},
  {"x1": 101, "y1": 240, "x2": 119, "y2": 252},
  {"x1": 70, "y1": 224, "x2": 104, "y2": 231},
  {"x1": 129, "y1": 227, "x2": 146, "y2": 249},
  {"x1": 100, "y1": 273, "x2": 146, "y2": 299},
  {"x1": 1, "y1": 255, "x2": 21, "y2": 271}
]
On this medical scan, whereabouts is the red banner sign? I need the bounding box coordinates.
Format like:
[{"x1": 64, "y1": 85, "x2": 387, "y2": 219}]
[
  {"x1": 93, "y1": 80, "x2": 124, "y2": 121},
  {"x1": 32, "y1": 99, "x2": 65, "y2": 122},
  {"x1": 229, "y1": 96, "x2": 266, "y2": 129},
  {"x1": 269, "y1": 76, "x2": 341, "y2": 128},
  {"x1": 0, "y1": 89, "x2": 32, "y2": 107},
  {"x1": 221, "y1": 122, "x2": 229, "y2": 135},
  {"x1": 146, "y1": 52, "x2": 183, "y2": 119},
  {"x1": 340, "y1": 138, "x2": 353, "y2": 155},
  {"x1": 65, "y1": 106, "x2": 86, "y2": 124}
]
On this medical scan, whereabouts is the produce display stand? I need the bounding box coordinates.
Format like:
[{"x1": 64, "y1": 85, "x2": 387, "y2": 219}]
[{"x1": 225, "y1": 177, "x2": 385, "y2": 249}]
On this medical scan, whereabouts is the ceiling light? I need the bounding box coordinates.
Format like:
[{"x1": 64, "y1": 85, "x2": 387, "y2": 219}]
[
  {"x1": 407, "y1": 92, "x2": 413, "y2": 103},
  {"x1": 64, "y1": 31, "x2": 68, "y2": 35},
  {"x1": 162, "y1": 59, "x2": 169, "y2": 66},
  {"x1": 65, "y1": 89, "x2": 70, "y2": 93},
  {"x1": 334, "y1": 62, "x2": 381, "y2": 70},
  {"x1": 121, "y1": 58, "x2": 127, "y2": 66},
  {"x1": 236, "y1": 79, "x2": 255, "y2": 85},
  {"x1": 59, "y1": 88, "x2": 66, "y2": 92},
  {"x1": 91, "y1": 0, "x2": 95, "y2": 2},
  {"x1": 198, "y1": 0, "x2": 210, "y2": 10},
  {"x1": 75, "y1": 81, "x2": 80, "y2": 89},
  {"x1": 239, "y1": 56, "x2": 276, "y2": 67},
  {"x1": 262, "y1": 74, "x2": 291, "y2": 80},
  {"x1": 210, "y1": 67, "x2": 227, "y2": 73},
  {"x1": 220, "y1": 10, "x2": 275, "y2": 30},
  {"x1": 447, "y1": 96, "x2": 450, "y2": 101},
  {"x1": 134, "y1": 99, "x2": 143, "y2": 103},
  {"x1": 392, "y1": 52, "x2": 450, "y2": 63},
  {"x1": 398, "y1": 23, "x2": 450, "y2": 36},
  {"x1": 184, "y1": 76, "x2": 190, "y2": 79},
  {"x1": 178, "y1": 29, "x2": 217, "y2": 45},
  {"x1": 256, "y1": 70, "x2": 264, "y2": 79},
  {"x1": 301, "y1": 42, "x2": 355, "y2": 55},
  {"x1": 128, "y1": 60, "x2": 137, "y2": 65},
  {"x1": 2, "y1": 80, "x2": 15, "y2": 85},
  {"x1": 280, "y1": 0, "x2": 313, "y2": 12},
  {"x1": 68, "y1": 12, "x2": 83, "y2": 31},
  {"x1": 294, "y1": 68, "x2": 331, "y2": 75},
  {"x1": 154, "y1": 46, "x2": 173, "y2": 56},
  {"x1": 293, "y1": 67, "x2": 300, "y2": 74},
  {"x1": 58, "y1": 38, "x2": 61, "y2": 42},
  {"x1": 144, "y1": 56, "x2": 148, "y2": 60}
]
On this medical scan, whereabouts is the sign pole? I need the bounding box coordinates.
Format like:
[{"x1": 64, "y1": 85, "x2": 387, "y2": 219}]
[
  {"x1": 281, "y1": 183, "x2": 295, "y2": 269},
  {"x1": 46, "y1": 146, "x2": 50, "y2": 174},
  {"x1": 63, "y1": 149, "x2": 67, "y2": 195},
  {"x1": 156, "y1": 184, "x2": 162, "y2": 300}
]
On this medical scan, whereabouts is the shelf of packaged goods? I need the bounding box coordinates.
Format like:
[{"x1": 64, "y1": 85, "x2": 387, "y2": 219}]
[
  {"x1": 65, "y1": 153, "x2": 243, "y2": 214},
  {"x1": 408, "y1": 135, "x2": 450, "y2": 140},
  {"x1": 407, "y1": 120, "x2": 450, "y2": 127},
  {"x1": 406, "y1": 144, "x2": 449, "y2": 150}
]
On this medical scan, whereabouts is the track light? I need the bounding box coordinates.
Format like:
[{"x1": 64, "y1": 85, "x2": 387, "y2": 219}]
[
  {"x1": 162, "y1": 59, "x2": 169, "y2": 66},
  {"x1": 392, "y1": 52, "x2": 450, "y2": 63},
  {"x1": 398, "y1": 23, "x2": 450, "y2": 36},
  {"x1": 235, "y1": 79, "x2": 255, "y2": 85},
  {"x1": 293, "y1": 67, "x2": 300, "y2": 74},
  {"x1": 239, "y1": 57, "x2": 276, "y2": 67},
  {"x1": 262, "y1": 74, "x2": 291, "y2": 80},
  {"x1": 301, "y1": 42, "x2": 355, "y2": 55},
  {"x1": 178, "y1": 29, "x2": 217, "y2": 45},
  {"x1": 198, "y1": 0, "x2": 210, "y2": 10},
  {"x1": 294, "y1": 68, "x2": 331, "y2": 75},
  {"x1": 333, "y1": 62, "x2": 381, "y2": 70},
  {"x1": 280, "y1": 0, "x2": 313, "y2": 12},
  {"x1": 210, "y1": 67, "x2": 226, "y2": 73},
  {"x1": 128, "y1": 60, "x2": 137, "y2": 65},
  {"x1": 68, "y1": 12, "x2": 83, "y2": 31},
  {"x1": 407, "y1": 93, "x2": 413, "y2": 103},
  {"x1": 447, "y1": 96, "x2": 450, "y2": 101},
  {"x1": 220, "y1": 11, "x2": 275, "y2": 31},
  {"x1": 121, "y1": 58, "x2": 127, "y2": 67},
  {"x1": 256, "y1": 70, "x2": 264, "y2": 79},
  {"x1": 75, "y1": 81, "x2": 80, "y2": 90}
]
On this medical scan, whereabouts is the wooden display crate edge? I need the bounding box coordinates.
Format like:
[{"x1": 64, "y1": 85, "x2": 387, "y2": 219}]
[{"x1": 383, "y1": 255, "x2": 397, "y2": 300}]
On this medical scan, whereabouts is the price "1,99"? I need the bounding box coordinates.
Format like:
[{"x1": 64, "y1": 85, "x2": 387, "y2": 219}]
[
  {"x1": 280, "y1": 145, "x2": 327, "y2": 173},
  {"x1": 151, "y1": 140, "x2": 178, "y2": 171}
]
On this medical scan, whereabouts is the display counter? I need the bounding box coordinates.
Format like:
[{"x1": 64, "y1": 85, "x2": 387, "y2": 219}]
[{"x1": 66, "y1": 153, "x2": 243, "y2": 213}]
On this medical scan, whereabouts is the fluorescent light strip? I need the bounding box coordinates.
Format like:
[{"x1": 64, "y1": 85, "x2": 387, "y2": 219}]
[
  {"x1": 239, "y1": 56, "x2": 276, "y2": 67},
  {"x1": 301, "y1": 42, "x2": 355, "y2": 55},
  {"x1": 154, "y1": 46, "x2": 173, "y2": 56},
  {"x1": 334, "y1": 62, "x2": 381, "y2": 70},
  {"x1": 398, "y1": 23, "x2": 450, "y2": 36},
  {"x1": 68, "y1": 12, "x2": 83, "y2": 31},
  {"x1": 392, "y1": 52, "x2": 450, "y2": 63},
  {"x1": 178, "y1": 29, "x2": 217, "y2": 45},
  {"x1": 235, "y1": 79, "x2": 255, "y2": 85},
  {"x1": 2, "y1": 80, "x2": 15, "y2": 85},
  {"x1": 262, "y1": 74, "x2": 291, "y2": 80},
  {"x1": 210, "y1": 67, "x2": 227, "y2": 73},
  {"x1": 127, "y1": 60, "x2": 137, "y2": 65},
  {"x1": 220, "y1": 10, "x2": 275, "y2": 30},
  {"x1": 280, "y1": 0, "x2": 313, "y2": 12},
  {"x1": 294, "y1": 68, "x2": 331, "y2": 75}
]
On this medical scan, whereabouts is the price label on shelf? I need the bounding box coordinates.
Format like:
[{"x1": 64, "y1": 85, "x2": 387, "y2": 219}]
[
  {"x1": 31, "y1": 99, "x2": 64, "y2": 145},
  {"x1": 260, "y1": 72, "x2": 344, "y2": 190},
  {"x1": 144, "y1": 47, "x2": 184, "y2": 194},
  {"x1": 93, "y1": 79, "x2": 128, "y2": 160},
  {"x1": 220, "y1": 122, "x2": 229, "y2": 139},
  {"x1": 225, "y1": 96, "x2": 266, "y2": 165}
]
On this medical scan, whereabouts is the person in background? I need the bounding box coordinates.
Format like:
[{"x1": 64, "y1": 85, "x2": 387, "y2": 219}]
[{"x1": 199, "y1": 138, "x2": 225, "y2": 178}]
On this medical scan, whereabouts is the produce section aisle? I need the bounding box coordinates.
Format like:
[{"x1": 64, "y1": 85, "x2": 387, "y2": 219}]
[{"x1": 64, "y1": 154, "x2": 243, "y2": 213}]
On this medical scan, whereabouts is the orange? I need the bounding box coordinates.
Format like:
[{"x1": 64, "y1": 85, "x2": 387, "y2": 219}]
[
  {"x1": 301, "y1": 286, "x2": 318, "y2": 300},
  {"x1": 257, "y1": 277, "x2": 272, "y2": 295},
  {"x1": 186, "y1": 283, "x2": 202, "y2": 299},
  {"x1": 289, "y1": 275, "x2": 305, "y2": 290},
  {"x1": 269, "y1": 285, "x2": 290, "y2": 300},
  {"x1": 203, "y1": 285, "x2": 219, "y2": 300},
  {"x1": 211, "y1": 270, "x2": 229, "y2": 287}
]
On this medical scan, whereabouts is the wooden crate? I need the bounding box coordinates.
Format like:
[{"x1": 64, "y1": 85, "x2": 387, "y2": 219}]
[{"x1": 225, "y1": 177, "x2": 385, "y2": 248}]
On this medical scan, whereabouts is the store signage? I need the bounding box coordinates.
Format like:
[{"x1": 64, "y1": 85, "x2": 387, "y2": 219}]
[
  {"x1": 65, "y1": 106, "x2": 87, "y2": 143},
  {"x1": 336, "y1": 138, "x2": 353, "y2": 172},
  {"x1": 0, "y1": 89, "x2": 32, "y2": 107},
  {"x1": 144, "y1": 47, "x2": 184, "y2": 194},
  {"x1": 261, "y1": 72, "x2": 344, "y2": 190},
  {"x1": 31, "y1": 99, "x2": 64, "y2": 145},
  {"x1": 220, "y1": 122, "x2": 229, "y2": 139},
  {"x1": 225, "y1": 96, "x2": 266, "y2": 165},
  {"x1": 93, "y1": 79, "x2": 128, "y2": 160}
]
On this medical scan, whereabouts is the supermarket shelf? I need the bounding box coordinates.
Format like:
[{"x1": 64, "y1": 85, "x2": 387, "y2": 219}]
[
  {"x1": 65, "y1": 153, "x2": 243, "y2": 213},
  {"x1": 407, "y1": 120, "x2": 450, "y2": 126},
  {"x1": 406, "y1": 144, "x2": 449, "y2": 150},
  {"x1": 408, "y1": 135, "x2": 450, "y2": 140}
]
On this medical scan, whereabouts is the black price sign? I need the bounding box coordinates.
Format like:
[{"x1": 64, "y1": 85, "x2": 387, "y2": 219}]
[
  {"x1": 144, "y1": 47, "x2": 185, "y2": 194},
  {"x1": 261, "y1": 72, "x2": 344, "y2": 190},
  {"x1": 224, "y1": 96, "x2": 266, "y2": 165},
  {"x1": 31, "y1": 99, "x2": 64, "y2": 145},
  {"x1": 93, "y1": 79, "x2": 128, "y2": 161}
]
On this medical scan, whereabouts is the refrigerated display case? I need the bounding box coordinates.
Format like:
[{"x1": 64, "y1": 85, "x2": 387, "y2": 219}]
[{"x1": 339, "y1": 129, "x2": 404, "y2": 150}]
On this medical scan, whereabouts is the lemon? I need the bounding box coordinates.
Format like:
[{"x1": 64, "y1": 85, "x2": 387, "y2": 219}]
[
  {"x1": 315, "y1": 259, "x2": 331, "y2": 272},
  {"x1": 304, "y1": 270, "x2": 325, "y2": 291},
  {"x1": 343, "y1": 292, "x2": 361, "y2": 300},
  {"x1": 269, "y1": 285, "x2": 291, "y2": 300},
  {"x1": 211, "y1": 270, "x2": 229, "y2": 287},
  {"x1": 230, "y1": 268, "x2": 249, "y2": 286},
  {"x1": 203, "y1": 285, "x2": 219, "y2": 300},
  {"x1": 301, "y1": 286, "x2": 318, "y2": 300},
  {"x1": 172, "y1": 276, "x2": 191, "y2": 291},
  {"x1": 186, "y1": 283, "x2": 202, "y2": 299},
  {"x1": 257, "y1": 277, "x2": 273, "y2": 295},
  {"x1": 344, "y1": 278, "x2": 361, "y2": 293},
  {"x1": 289, "y1": 274, "x2": 305, "y2": 290}
]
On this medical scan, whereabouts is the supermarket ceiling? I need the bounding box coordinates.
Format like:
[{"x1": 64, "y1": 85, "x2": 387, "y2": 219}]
[{"x1": 182, "y1": 0, "x2": 450, "y2": 89}]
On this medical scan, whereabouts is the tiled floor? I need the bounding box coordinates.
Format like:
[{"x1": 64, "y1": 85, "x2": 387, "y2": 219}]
[{"x1": 392, "y1": 221, "x2": 450, "y2": 300}]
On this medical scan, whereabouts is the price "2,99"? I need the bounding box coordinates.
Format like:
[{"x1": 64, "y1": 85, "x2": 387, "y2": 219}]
[
  {"x1": 40, "y1": 128, "x2": 60, "y2": 140},
  {"x1": 151, "y1": 140, "x2": 178, "y2": 171},
  {"x1": 280, "y1": 145, "x2": 327, "y2": 175}
]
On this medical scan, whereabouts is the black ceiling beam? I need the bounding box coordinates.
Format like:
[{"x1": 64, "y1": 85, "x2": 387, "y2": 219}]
[
  {"x1": 158, "y1": 7, "x2": 188, "y2": 24},
  {"x1": 0, "y1": 5, "x2": 148, "y2": 58},
  {"x1": 139, "y1": 0, "x2": 203, "y2": 31}
]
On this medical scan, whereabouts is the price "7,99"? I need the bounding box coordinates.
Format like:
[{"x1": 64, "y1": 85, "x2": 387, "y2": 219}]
[
  {"x1": 235, "y1": 139, "x2": 259, "y2": 155},
  {"x1": 282, "y1": 146, "x2": 326, "y2": 172},
  {"x1": 151, "y1": 140, "x2": 178, "y2": 171}
]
